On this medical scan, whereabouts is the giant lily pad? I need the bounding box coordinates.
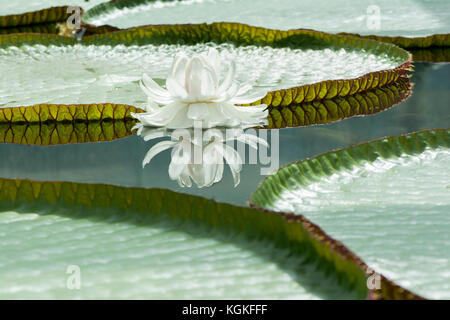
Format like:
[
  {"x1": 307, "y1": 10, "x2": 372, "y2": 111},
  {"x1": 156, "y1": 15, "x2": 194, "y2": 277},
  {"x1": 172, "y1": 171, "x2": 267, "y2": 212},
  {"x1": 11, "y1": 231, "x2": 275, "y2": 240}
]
[
  {"x1": 83, "y1": 0, "x2": 450, "y2": 48},
  {"x1": 0, "y1": 1, "x2": 106, "y2": 18},
  {"x1": 0, "y1": 23, "x2": 411, "y2": 126},
  {"x1": 251, "y1": 129, "x2": 450, "y2": 299},
  {"x1": 0, "y1": 120, "x2": 135, "y2": 145},
  {"x1": 0, "y1": 74, "x2": 411, "y2": 129},
  {"x1": 0, "y1": 103, "x2": 139, "y2": 123},
  {"x1": 0, "y1": 6, "x2": 73, "y2": 29},
  {"x1": 263, "y1": 75, "x2": 411, "y2": 129},
  {"x1": 0, "y1": 3, "x2": 118, "y2": 36},
  {"x1": 0, "y1": 177, "x2": 420, "y2": 299}
]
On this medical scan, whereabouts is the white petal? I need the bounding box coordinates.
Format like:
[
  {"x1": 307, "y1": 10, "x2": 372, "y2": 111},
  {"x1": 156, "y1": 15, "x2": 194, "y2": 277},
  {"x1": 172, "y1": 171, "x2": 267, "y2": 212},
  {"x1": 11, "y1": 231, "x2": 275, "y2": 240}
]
[
  {"x1": 218, "y1": 60, "x2": 236, "y2": 95},
  {"x1": 215, "y1": 81, "x2": 239, "y2": 102},
  {"x1": 169, "y1": 162, "x2": 186, "y2": 181},
  {"x1": 231, "y1": 169, "x2": 240, "y2": 187},
  {"x1": 177, "y1": 168, "x2": 192, "y2": 187},
  {"x1": 169, "y1": 144, "x2": 191, "y2": 179},
  {"x1": 170, "y1": 55, "x2": 188, "y2": 86},
  {"x1": 131, "y1": 121, "x2": 143, "y2": 135},
  {"x1": 134, "y1": 102, "x2": 187, "y2": 127},
  {"x1": 203, "y1": 143, "x2": 222, "y2": 165},
  {"x1": 164, "y1": 106, "x2": 194, "y2": 129},
  {"x1": 219, "y1": 144, "x2": 242, "y2": 188},
  {"x1": 236, "y1": 133, "x2": 269, "y2": 149},
  {"x1": 201, "y1": 67, "x2": 218, "y2": 98},
  {"x1": 185, "y1": 57, "x2": 217, "y2": 98},
  {"x1": 219, "y1": 103, "x2": 268, "y2": 125},
  {"x1": 203, "y1": 128, "x2": 225, "y2": 144},
  {"x1": 166, "y1": 78, "x2": 188, "y2": 99},
  {"x1": 213, "y1": 143, "x2": 241, "y2": 187},
  {"x1": 142, "y1": 140, "x2": 177, "y2": 168},
  {"x1": 206, "y1": 48, "x2": 220, "y2": 75},
  {"x1": 222, "y1": 144, "x2": 243, "y2": 174},
  {"x1": 236, "y1": 84, "x2": 252, "y2": 96},
  {"x1": 230, "y1": 89, "x2": 268, "y2": 104},
  {"x1": 184, "y1": 57, "x2": 203, "y2": 97},
  {"x1": 213, "y1": 162, "x2": 224, "y2": 184},
  {"x1": 140, "y1": 127, "x2": 168, "y2": 141},
  {"x1": 187, "y1": 103, "x2": 209, "y2": 121},
  {"x1": 202, "y1": 103, "x2": 228, "y2": 128},
  {"x1": 199, "y1": 55, "x2": 219, "y2": 94},
  {"x1": 186, "y1": 164, "x2": 207, "y2": 188},
  {"x1": 146, "y1": 98, "x2": 161, "y2": 113},
  {"x1": 171, "y1": 141, "x2": 192, "y2": 164},
  {"x1": 167, "y1": 55, "x2": 189, "y2": 98},
  {"x1": 140, "y1": 74, "x2": 173, "y2": 105},
  {"x1": 200, "y1": 163, "x2": 220, "y2": 188},
  {"x1": 142, "y1": 73, "x2": 169, "y2": 97}
]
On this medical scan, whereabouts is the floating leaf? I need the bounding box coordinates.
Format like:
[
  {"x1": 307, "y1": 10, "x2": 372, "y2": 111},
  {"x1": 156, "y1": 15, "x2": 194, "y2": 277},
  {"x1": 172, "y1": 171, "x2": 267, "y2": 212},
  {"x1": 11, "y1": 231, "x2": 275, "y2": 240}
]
[
  {"x1": 0, "y1": 75, "x2": 410, "y2": 129},
  {"x1": 0, "y1": 22, "x2": 60, "y2": 35},
  {"x1": 80, "y1": 23, "x2": 412, "y2": 104},
  {"x1": 0, "y1": 120, "x2": 135, "y2": 145},
  {"x1": 0, "y1": 4, "x2": 119, "y2": 36},
  {"x1": 0, "y1": 23, "x2": 410, "y2": 110},
  {"x1": 338, "y1": 33, "x2": 450, "y2": 49},
  {"x1": 3, "y1": 1, "x2": 448, "y2": 55},
  {"x1": 0, "y1": 103, "x2": 141, "y2": 124},
  {"x1": 0, "y1": 6, "x2": 75, "y2": 28},
  {"x1": 251, "y1": 128, "x2": 450, "y2": 299},
  {"x1": 339, "y1": 33, "x2": 450, "y2": 62},
  {"x1": 83, "y1": 0, "x2": 450, "y2": 49},
  {"x1": 0, "y1": 177, "x2": 420, "y2": 299},
  {"x1": 263, "y1": 76, "x2": 411, "y2": 128}
]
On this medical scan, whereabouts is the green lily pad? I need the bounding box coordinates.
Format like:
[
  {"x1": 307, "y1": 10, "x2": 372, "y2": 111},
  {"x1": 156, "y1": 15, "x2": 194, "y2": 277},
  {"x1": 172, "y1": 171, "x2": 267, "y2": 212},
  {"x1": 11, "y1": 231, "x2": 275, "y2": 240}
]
[
  {"x1": 0, "y1": 120, "x2": 136, "y2": 145},
  {"x1": 264, "y1": 76, "x2": 411, "y2": 129},
  {"x1": 0, "y1": 178, "x2": 380, "y2": 299},
  {"x1": 251, "y1": 129, "x2": 450, "y2": 299},
  {"x1": 0, "y1": 73, "x2": 411, "y2": 129},
  {"x1": 84, "y1": 0, "x2": 450, "y2": 47},
  {"x1": 0, "y1": 103, "x2": 139, "y2": 123},
  {"x1": 0, "y1": 22, "x2": 61, "y2": 35},
  {"x1": 1, "y1": 1, "x2": 106, "y2": 17},
  {"x1": 0, "y1": 2, "x2": 119, "y2": 36}
]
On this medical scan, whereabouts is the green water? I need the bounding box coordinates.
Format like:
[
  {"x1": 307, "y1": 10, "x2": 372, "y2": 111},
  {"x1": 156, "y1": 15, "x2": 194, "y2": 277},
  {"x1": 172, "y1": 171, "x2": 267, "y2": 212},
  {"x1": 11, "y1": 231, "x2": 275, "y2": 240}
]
[{"x1": 84, "y1": 0, "x2": 450, "y2": 37}]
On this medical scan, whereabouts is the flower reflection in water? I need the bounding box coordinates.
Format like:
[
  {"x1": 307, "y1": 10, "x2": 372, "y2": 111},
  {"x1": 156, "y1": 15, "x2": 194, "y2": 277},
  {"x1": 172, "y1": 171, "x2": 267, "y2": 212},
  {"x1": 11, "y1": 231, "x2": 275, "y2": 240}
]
[{"x1": 137, "y1": 126, "x2": 269, "y2": 188}]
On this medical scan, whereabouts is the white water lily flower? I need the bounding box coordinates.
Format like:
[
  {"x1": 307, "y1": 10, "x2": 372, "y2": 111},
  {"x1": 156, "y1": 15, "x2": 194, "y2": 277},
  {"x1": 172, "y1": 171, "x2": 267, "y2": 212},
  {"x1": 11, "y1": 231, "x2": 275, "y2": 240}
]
[
  {"x1": 140, "y1": 128, "x2": 268, "y2": 188},
  {"x1": 131, "y1": 48, "x2": 268, "y2": 129}
]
